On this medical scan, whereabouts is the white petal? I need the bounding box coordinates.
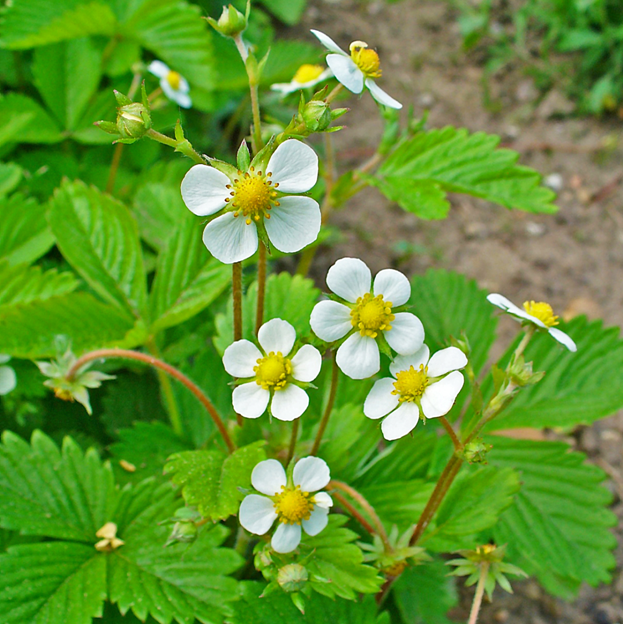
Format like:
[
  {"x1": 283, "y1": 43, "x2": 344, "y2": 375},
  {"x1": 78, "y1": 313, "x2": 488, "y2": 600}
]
[
  {"x1": 177, "y1": 75, "x2": 190, "y2": 93},
  {"x1": 148, "y1": 60, "x2": 169, "y2": 78},
  {"x1": 0, "y1": 355, "x2": 11, "y2": 364},
  {"x1": 373, "y1": 269, "x2": 411, "y2": 306},
  {"x1": 258, "y1": 318, "x2": 296, "y2": 355},
  {"x1": 381, "y1": 402, "x2": 420, "y2": 440},
  {"x1": 548, "y1": 327, "x2": 577, "y2": 352},
  {"x1": 326, "y1": 257, "x2": 371, "y2": 303},
  {"x1": 326, "y1": 54, "x2": 364, "y2": 93},
  {"x1": 365, "y1": 78, "x2": 402, "y2": 109},
  {"x1": 222, "y1": 340, "x2": 262, "y2": 377},
  {"x1": 293, "y1": 456, "x2": 331, "y2": 491},
  {"x1": 181, "y1": 165, "x2": 229, "y2": 216},
  {"x1": 171, "y1": 90, "x2": 192, "y2": 109},
  {"x1": 0, "y1": 366, "x2": 16, "y2": 395},
  {"x1": 266, "y1": 140, "x2": 319, "y2": 193},
  {"x1": 310, "y1": 300, "x2": 352, "y2": 341},
  {"x1": 265, "y1": 196, "x2": 321, "y2": 253},
  {"x1": 385, "y1": 313, "x2": 425, "y2": 355},
  {"x1": 421, "y1": 371, "x2": 465, "y2": 419},
  {"x1": 336, "y1": 333, "x2": 380, "y2": 379},
  {"x1": 487, "y1": 294, "x2": 546, "y2": 327},
  {"x1": 202, "y1": 212, "x2": 258, "y2": 264},
  {"x1": 251, "y1": 459, "x2": 287, "y2": 495},
  {"x1": 390, "y1": 345, "x2": 430, "y2": 377},
  {"x1": 271, "y1": 523, "x2": 301, "y2": 553},
  {"x1": 427, "y1": 347, "x2": 468, "y2": 377},
  {"x1": 239, "y1": 494, "x2": 277, "y2": 534},
  {"x1": 364, "y1": 378, "x2": 399, "y2": 419},
  {"x1": 310, "y1": 29, "x2": 347, "y2": 55},
  {"x1": 271, "y1": 384, "x2": 309, "y2": 421},
  {"x1": 290, "y1": 345, "x2": 322, "y2": 382},
  {"x1": 312, "y1": 492, "x2": 333, "y2": 509},
  {"x1": 303, "y1": 507, "x2": 329, "y2": 536},
  {"x1": 232, "y1": 382, "x2": 270, "y2": 419}
]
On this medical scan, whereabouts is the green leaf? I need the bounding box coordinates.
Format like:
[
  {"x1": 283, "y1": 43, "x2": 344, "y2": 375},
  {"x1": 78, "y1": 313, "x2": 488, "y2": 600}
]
[
  {"x1": 489, "y1": 436, "x2": 617, "y2": 598},
  {"x1": 164, "y1": 442, "x2": 266, "y2": 522},
  {"x1": 0, "y1": 430, "x2": 117, "y2": 541},
  {"x1": 49, "y1": 180, "x2": 147, "y2": 320},
  {"x1": 370, "y1": 127, "x2": 557, "y2": 219},
  {"x1": 257, "y1": 0, "x2": 306, "y2": 25},
  {"x1": 393, "y1": 557, "x2": 459, "y2": 624},
  {"x1": 485, "y1": 316, "x2": 623, "y2": 430},
  {"x1": 0, "y1": 541, "x2": 106, "y2": 624},
  {"x1": 301, "y1": 515, "x2": 383, "y2": 600},
  {"x1": 0, "y1": 93, "x2": 63, "y2": 144},
  {"x1": 149, "y1": 217, "x2": 231, "y2": 334},
  {"x1": 0, "y1": 162, "x2": 22, "y2": 197},
  {"x1": 32, "y1": 37, "x2": 102, "y2": 131},
  {"x1": 0, "y1": 194, "x2": 54, "y2": 265}
]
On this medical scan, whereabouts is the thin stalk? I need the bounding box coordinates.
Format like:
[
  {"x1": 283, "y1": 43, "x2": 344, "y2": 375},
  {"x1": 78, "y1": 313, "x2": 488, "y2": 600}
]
[
  {"x1": 330, "y1": 491, "x2": 376, "y2": 536},
  {"x1": 468, "y1": 563, "x2": 490, "y2": 624},
  {"x1": 255, "y1": 244, "x2": 266, "y2": 335},
  {"x1": 67, "y1": 349, "x2": 236, "y2": 453},
  {"x1": 310, "y1": 354, "x2": 338, "y2": 456},
  {"x1": 249, "y1": 82, "x2": 263, "y2": 154},
  {"x1": 146, "y1": 129, "x2": 205, "y2": 164},
  {"x1": 440, "y1": 416, "x2": 462, "y2": 451},
  {"x1": 325, "y1": 83, "x2": 344, "y2": 104},
  {"x1": 329, "y1": 480, "x2": 391, "y2": 550},
  {"x1": 232, "y1": 262, "x2": 244, "y2": 427},
  {"x1": 146, "y1": 338, "x2": 182, "y2": 437},
  {"x1": 147, "y1": 86, "x2": 163, "y2": 102},
  {"x1": 286, "y1": 418, "x2": 299, "y2": 466},
  {"x1": 105, "y1": 143, "x2": 124, "y2": 194},
  {"x1": 233, "y1": 34, "x2": 248, "y2": 63}
]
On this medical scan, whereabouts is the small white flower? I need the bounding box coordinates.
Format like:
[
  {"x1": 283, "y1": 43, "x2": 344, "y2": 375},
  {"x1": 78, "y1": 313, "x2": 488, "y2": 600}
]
[
  {"x1": 181, "y1": 140, "x2": 320, "y2": 264},
  {"x1": 148, "y1": 60, "x2": 192, "y2": 109},
  {"x1": 364, "y1": 345, "x2": 467, "y2": 440},
  {"x1": 487, "y1": 294, "x2": 577, "y2": 352},
  {"x1": 310, "y1": 29, "x2": 402, "y2": 109},
  {"x1": 271, "y1": 64, "x2": 334, "y2": 95},
  {"x1": 239, "y1": 456, "x2": 333, "y2": 553},
  {"x1": 223, "y1": 318, "x2": 322, "y2": 421},
  {"x1": 0, "y1": 355, "x2": 16, "y2": 396},
  {"x1": 310, "y1": 257, "x2": 425, "y2": 379}
]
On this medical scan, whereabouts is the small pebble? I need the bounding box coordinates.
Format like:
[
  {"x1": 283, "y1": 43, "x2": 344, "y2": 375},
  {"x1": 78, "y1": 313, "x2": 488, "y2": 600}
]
[
  {"x1": 418, "y1": 92, "x2": 435, "y2": 107},
  {"x1": 525, "y1": 222, "x2": 546, "y2": 236},
  {"x1": 544, "y1": 173, "x2": 564, "y2": 191}
]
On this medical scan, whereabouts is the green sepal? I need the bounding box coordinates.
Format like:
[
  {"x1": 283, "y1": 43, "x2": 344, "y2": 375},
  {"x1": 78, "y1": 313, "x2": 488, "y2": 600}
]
[
  {"x1": 250, "y1": 135, "x2": 276, "y2": 171},
  {"x1": 207, "y1": 157, "x2": 239, "y2": 178},
  {"x1": 113, "y1": 90, "x2": 132, "y2": 107},
  {"x1": 237, "y1": 139, "x2": 251, "y2": 171},
  {"x1": 94, "y1": 120, "x2": 118, "y2": 135}
]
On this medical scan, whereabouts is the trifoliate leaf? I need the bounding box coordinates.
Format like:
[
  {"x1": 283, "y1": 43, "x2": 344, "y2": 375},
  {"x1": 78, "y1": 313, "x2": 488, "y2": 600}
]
[
  {"x1": 370, "y1": 126, "x2": 557, "y2": 219},
  {"x1": 0, "y1": 93, "x2": 63, "y2": 144},
  {"x1": 164, "y1": 442, "x2": 266, "y2": 522},
  {"x1": 0, "y1": 430, "x2": 117, "y2": 541},
  {"x1": 489, "y1": 436, "x2": 617, "y2": 598}
]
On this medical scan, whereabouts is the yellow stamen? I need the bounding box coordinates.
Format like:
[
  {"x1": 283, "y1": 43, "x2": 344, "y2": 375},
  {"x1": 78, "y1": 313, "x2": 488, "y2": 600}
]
[
  {"x1": 229, "y1": 170, "x2": 279, "y2": 224},
  {"x1": 293, "y1": 64, "x2": 325, "y2": 84},
  {"x1": 254, "y1": 351, "x2": 292, "y2": 390},
  {"x1": 166, "y1": 70, "x2": 181, "y2": 90},
  {"x1": 392, "y1": 365, "x2": 429, "y2": 403},
  {"x1": 523, "y1": 300, "x2": 559, "y2": 327},
  {"x1": 350, "y1": 293, "x2": 394, "y2": 338},
  {"x1": 349, "y1": 41, "x2": 382, "y2": 78},
  {"x1": 54, "y1": 387, "x2": 74, "y2": 402},
  {"x1": 273, "y1": 485, "x2": 314, "y2": 524}
]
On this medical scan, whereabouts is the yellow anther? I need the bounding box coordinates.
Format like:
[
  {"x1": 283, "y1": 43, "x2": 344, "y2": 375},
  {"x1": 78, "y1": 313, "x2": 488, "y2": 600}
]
[
  {"x1": 392, "y1": 365, "x2": 429, "y2": 403},
  {"x1": 523, "y1": 300, "x2": 559, "y2": 327},
  {"x1": 293, "y1": 64, "x2": 326, "y2": 84},
  {"x1": 273, "y1": 485, "x2": 314, "y2": 524},
  {"x1": 349, "y1": 41, "x2": 382, "y2": 78},
  {"x1": 95, "y1": 522, "x2": 125, "y2": 552},
  {"x1": 166, "y1": 70, "x2": 181, "y2": 90},
  {"x1": 350, "y1": 293, "x2": 394, "y2": 338},
  {"x1": 229, "y1": 171, "x2": 278, "y2": 223},
  {"x1": 254, "y1": 352, "x2": 292, "y2": 390}
]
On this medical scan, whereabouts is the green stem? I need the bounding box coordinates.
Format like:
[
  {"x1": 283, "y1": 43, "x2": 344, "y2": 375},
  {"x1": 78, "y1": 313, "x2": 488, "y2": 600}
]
[
  {"x1": 146, "y1": 129, "x2": 205, "y2": 164},
  {"x1": 105, "y1": 142, "x2": 124, "y2": 195},
  {"x1": 255, "y1": 244, "x2": 266, "y2": 335},
  {"x1": 440, "y1": 416, "x2": 462, "y2": 451},
  {"x1": 468, "y1": 563, "x2": 490, "y2": 624},
  {"x1": 310, "y1": 353, "x2": 338, "y2": 456},
  {"x1": 325, "y1": 82, "x2": 344, "y2": 104},
  {"x1": 286, "y1": 418, "x2": 299, "y2": 466},
  {"x1": 67, "y1": 349, "x2": 236, "y2": 453},
  {"x1": 232, "y1": 262, "x2": 243, "y2": 427},
  {"x1": 331, "y1": 490, "x2": 376, "y2": 536},
  {"x1": 249, "y1": 82, "x2": 263, "y2": 154}
]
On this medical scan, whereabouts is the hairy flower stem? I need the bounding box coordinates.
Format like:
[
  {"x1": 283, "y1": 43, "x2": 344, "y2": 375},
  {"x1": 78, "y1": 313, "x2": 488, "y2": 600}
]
[
  {"x1": 440, "y1": 416, "x2": 462, "y2": 451},
  {"x1": 67, "y1": 349, "x2": 236, "y2": 453},
  {"x1": 468, "y1": 562, "x2": 490, "y2": 624},
  {"x1": 310, "y1": 353, "x2": 338, "y2": 456},
  {"x1": 286, "y1": 418, "x2": 299, "y2": 466},
  {"x1": 329, "y1": 480, "x2": 391, "y2": 550},
  {"x1": 146, "y1": 129, "x2": 205, "y2": 164},
  {"x1": 330, "y1": 491, "x2": 377, "y2": 536},
  {"x1": 325, "y1": 82, "x2": 344, "y2": 104},
  {"x1": 255, "y1": 244, "x2": 266, "y2": 335},
  {"x1": 232, "y1": 262, "x2": 244, "y2": 427},
  {"x1": 249, "y1": 82, "x2": 263, "y2": 155}
]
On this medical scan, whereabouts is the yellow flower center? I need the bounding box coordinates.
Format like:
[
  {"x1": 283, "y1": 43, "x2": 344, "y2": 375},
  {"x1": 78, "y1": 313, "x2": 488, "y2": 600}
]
[
  {"x1": 293, "y1": 64, "x2": 325, "y2": 84},
  {"x1": 166, "y1": 70, "x2": 181, "y2": 90},
  {"x1": 523, "y1": 300, "x2": 559, "y2": 327},
  {"x1": 350, "y1": 293, "x2": 394, "y2": 338},
  {"x1": 254, "y1": 351, "x2": 292, "y2": 390},
  {"x1": 226, "y1": 169, "x2": 280, "y2": 225},
  {"x1": 274, "y1": 485, "x2": 314, "y2": 524},
  {"x1": 349, "y1": 41, "x2": 382, "y2": 78},
  {"x1": 54, "y1": 387, "x2": 74, "y2": 402},
  {"x1": 392, "y1": 365, "x2": 429, "y2": 403},
  {"x1": 476, "y1": 544, "x2": 496, "y2": 556}
]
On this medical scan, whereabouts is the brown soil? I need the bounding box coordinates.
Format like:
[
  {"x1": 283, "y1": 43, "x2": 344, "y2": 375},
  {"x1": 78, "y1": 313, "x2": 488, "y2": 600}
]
[{"x1": 296, "y1": 1, "x2": 623, "y2": 622}]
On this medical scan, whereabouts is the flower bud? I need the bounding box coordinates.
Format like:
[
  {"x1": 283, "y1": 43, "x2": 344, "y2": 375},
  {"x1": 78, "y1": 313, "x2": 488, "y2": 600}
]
[
  {"x1": 207, "y1": 3, "x2": 248, "y2": 38},
  {"x1": 165, "y1": 520, "x2": 198, "y2": 546},
  {"x1": 461, "y1": 438, "x2": 492, "y2": 464},
  {"x1": 277, "y1": 563, "x2": 308, "y2": 593},
  {"x1": 117, "y1": 102, "x2": 151, "y2": 140},
  {"x1": 301, "y1": 99, "x2": 333, "y2": 132}
]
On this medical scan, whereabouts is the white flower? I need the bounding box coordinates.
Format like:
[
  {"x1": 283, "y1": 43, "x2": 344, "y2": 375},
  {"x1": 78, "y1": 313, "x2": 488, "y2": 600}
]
[
  {"x1": 310, "y1": 29, "x2": 402, "y2": 109},
  {"x1": 0, "y1": 355, "x2": 16, "y2": 396},
  {"x1": 239, "y1": 456, "x2": 333, "y2": 553},
  {"x1": 148, "y1": 60, "x2": 192, "y2": 109},
  {"x1": 181, "y1": 140, "x2": 320, "y2": 264},
  {"x1": 222, "y1": 318, "x2": 322, "y2": 421},
  {"x1": 364, "y1": 345, "x2": 467, "y2": 440},
  {"x1": 271, "y1": 64, "x2": 334, "y2": 95},
  {"x1": 487, "y1": 294, "x2": 577, "y2": 352},
  {"x1": 310, "y1": 257, "x2": 425, "y2": 379}
]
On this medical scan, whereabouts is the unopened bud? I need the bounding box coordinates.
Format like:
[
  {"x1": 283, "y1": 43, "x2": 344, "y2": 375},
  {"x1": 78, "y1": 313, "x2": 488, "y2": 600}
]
[
  {"x1": 165, "y1": 520, "x2": 198, "y2": 546},
  {"x1": 117, "y1": 102, "x2": 151, "y2": 140},
  {"x1": 277, "y1": 563, "x2": 308, "y2": 593},
  {"x1": 461, "y1": 438, "x2": 492, "y2": 464},
  {"x1": 301, "y1": 100, "x2": 332, "y2": 132},
  {"x1": 207, "y1": 3, "x2": 248, "y2": 38}
]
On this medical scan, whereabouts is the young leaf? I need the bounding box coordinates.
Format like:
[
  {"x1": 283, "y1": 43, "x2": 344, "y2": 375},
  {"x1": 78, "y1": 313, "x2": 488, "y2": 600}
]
[
  {"x1": 49, "y1": 180, "x2": 147, "y2": 321},
  {"x1": 164, "y1": 442, "x2": 266, "y2": 522},
  {"x1": 489, "y1": 436, "x2": 617, "y2": 598},
  {"x1": 369, "y1": 126, "x2": 557, "y2": 219},
  {"x1": 0, "y1": 163, "x2": 22, "y2": 197},
  {"x1": 0, "y1": 93, "x2": 63, "y2": 144}
]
